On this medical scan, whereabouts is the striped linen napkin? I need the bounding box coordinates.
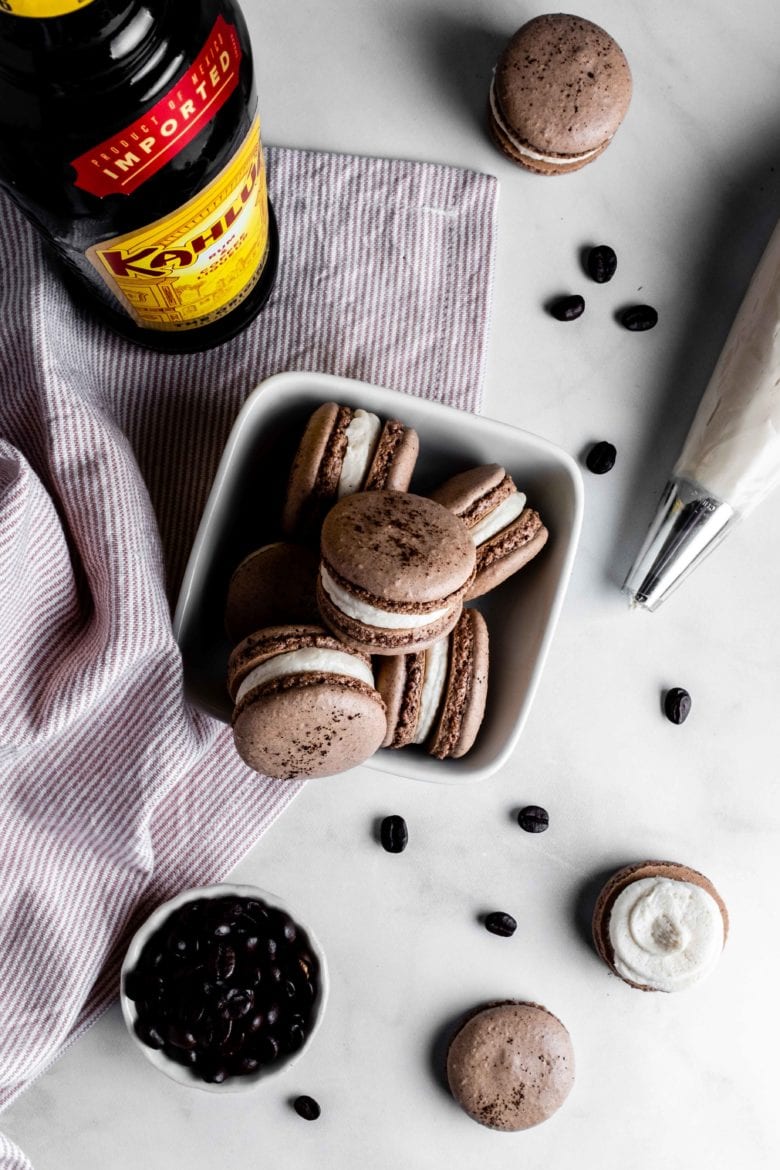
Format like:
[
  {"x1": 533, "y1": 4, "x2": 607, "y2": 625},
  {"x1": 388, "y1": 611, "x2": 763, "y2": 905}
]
[{"x1": 0, "y1": 145, "x2": 497, "y2": 1169}]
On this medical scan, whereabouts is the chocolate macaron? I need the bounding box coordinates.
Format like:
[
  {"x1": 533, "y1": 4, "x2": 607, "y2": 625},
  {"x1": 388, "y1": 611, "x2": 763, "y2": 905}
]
[
  {"x1": 225, "y1": 542, "x2": 320, "y2": 644},
  {"x1": 488, "y1": 13, "x2": 632, "y2": 175},
  {"x1": 376, "y1": 608, "x2": 488, "y2": 759},
  {"x1": 430, "y1": 464, "x2": 548, "y2": 600},
  {"x1": 317, "y1": 491, "x2": 476, "y2": 655},
  {"x1": 282, "y1": 402, "x2": 419, "y2": 540},
  {"x1": 227, "y1": 625, "x2": 386, "y2": 780},
  {"x1": 592, "y1": 861, "x2": 729, "y2": 992},
  {"x1": 447, "y1": 1001, "x2": 575, "y2": 1130}
]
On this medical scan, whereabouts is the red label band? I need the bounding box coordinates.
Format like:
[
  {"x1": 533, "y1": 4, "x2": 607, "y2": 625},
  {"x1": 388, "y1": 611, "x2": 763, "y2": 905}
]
[{"x1": 70, "y1": 15, "x2": 242, "y2": 198}]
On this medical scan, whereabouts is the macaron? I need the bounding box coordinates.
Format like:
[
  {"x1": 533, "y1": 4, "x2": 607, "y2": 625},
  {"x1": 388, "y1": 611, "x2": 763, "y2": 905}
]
[
  {"x1": 317, "y1": 491, "x2": 476, "y2": 655},
  {"x1": 282, "y1": 402, "x2": 419, "y2": 540},
  {"x1": 488, "y1": 13, "x2": 632, "y2": 175},
  {"x1": 227, "y1": 625, "x2": 387, "y2": 780},
  {"x1": 429, "y1": 464, "x2": 548, "y2": 600},
  {"x1": 592, "y1": 861, "x2": 729, "y2": 992},
  {"x1": 225, "y1": 542, "x2": 320, "y2": 644},
  {"x1": 447, "y1": 1001, "x2": 575, "y2": 1131},
  {"x1": 375, "y1": 608, "x2": 488, "y2": 759}
]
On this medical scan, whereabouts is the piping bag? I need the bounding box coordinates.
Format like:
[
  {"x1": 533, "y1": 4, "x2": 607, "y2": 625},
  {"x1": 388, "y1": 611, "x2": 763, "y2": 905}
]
[{"x1": 624, "y1": 218, "x2": 780, "y2": 610}]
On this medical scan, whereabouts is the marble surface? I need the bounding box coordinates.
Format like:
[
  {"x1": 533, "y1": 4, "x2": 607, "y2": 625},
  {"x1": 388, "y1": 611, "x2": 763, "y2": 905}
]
[{"x1": 4, "y1": 0, "x2": 780, "y2": 1166}]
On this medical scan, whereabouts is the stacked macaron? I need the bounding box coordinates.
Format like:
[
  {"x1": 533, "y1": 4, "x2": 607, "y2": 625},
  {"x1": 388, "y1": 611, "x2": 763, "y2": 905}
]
[{"x1": 223, "y1": 401, "x2": 549, "y2": 780}]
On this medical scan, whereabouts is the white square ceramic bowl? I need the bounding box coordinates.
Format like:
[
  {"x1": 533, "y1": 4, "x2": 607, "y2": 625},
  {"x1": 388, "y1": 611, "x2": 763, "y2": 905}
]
[{"x1": 173, "y1": 372, "x2": 583, "y2": 783}]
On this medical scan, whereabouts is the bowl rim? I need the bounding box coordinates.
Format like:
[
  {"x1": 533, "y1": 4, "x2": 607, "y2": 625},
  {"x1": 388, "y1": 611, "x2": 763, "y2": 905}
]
[
  {"x1": 119, "y1": 881, "x2": 329, "y2": 1092},
  {"x1": 173, "y1": 371, "x2": 584, "y2": 784}
]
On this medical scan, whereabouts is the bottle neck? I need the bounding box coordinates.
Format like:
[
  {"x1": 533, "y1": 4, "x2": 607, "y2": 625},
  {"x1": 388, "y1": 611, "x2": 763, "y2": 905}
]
[{"x1": 0, "y1": 1, "x2": 169, "y2": 83}]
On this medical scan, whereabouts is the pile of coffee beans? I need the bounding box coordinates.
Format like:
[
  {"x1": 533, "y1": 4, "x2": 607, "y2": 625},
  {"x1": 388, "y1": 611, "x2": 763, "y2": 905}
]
[{"x1": 124, "y1": 894, "x2": 320, "y2": 1084}]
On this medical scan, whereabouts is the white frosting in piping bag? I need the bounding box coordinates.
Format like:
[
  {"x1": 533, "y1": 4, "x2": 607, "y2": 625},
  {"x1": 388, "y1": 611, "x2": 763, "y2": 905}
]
[
  {"x1": 608, "y1": 877, "x2": 724, "y2": 992},
  {"x1": 337, "y1": 409, "x2": 382, "y2": 498},
  {"x1": 320, "y1": 566, "x2": 450, "y2": 629},
  {"x1": 675, "y1": 218, "x2": 780, "y2": 514}
]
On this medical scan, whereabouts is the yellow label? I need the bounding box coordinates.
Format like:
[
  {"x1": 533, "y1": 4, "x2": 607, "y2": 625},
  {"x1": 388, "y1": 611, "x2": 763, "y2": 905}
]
[
  {"x1": 87, "y1": 117, "x2": 270, "y2": 332},
  {"x1": 0, "y1": 0, "x2": 97, "y2": 16}
]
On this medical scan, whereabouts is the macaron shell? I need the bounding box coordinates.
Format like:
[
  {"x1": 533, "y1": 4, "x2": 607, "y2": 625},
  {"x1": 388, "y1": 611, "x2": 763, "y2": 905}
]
[
  {"x1": 487, "y1": 100, "x2": 608, "y2": 174},
  {"x1": 428, "y1": 608, "x2": 488, "y2": 759},
  {"x1": 321, "y1": 491, "x2": 476, "y2": 606},
  {"x1": 363, "y1": 419, "x2": 419, "y2": 492},
  {"x1": 446, "y1": 1001, "x2": 575, "y2": 1131},
  {"x1": 316, "y1": 576, "x2": 463, "y2": 655},
  {"x1": 281, "y1": 402, "x2": 350, "y2": 538},
  {"x1": 493, "y1": 13, "x2": 632, "y2": 157},
  {"x1": 232, "y1": 674, "x2": 387, "y2": 780},
  {"x1": 466, "y1": 510, "x2": 549, "y2": 600},
  {"x1": 592, "y1": 861, "x2": 729, "y2": 991},
  {"x1": 225, "y1": 544, "x2": 320, "y2": 644},
  {"x1": 429, "y1": 463, "x2": 509, "y2": 519},
  {"x1": 375, "y1": 651, "x2": 426, "y2": 748}
]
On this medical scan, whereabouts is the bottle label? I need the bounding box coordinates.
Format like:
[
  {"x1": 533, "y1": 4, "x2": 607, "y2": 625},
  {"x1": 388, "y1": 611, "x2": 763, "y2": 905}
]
[
  {"x1": 71, "y1": 14, "x2": 242, "y2": 198},
  {"x1": 0, "y1": 0, "x2": 96, "y2": 15},
  {"x1": 86, "y1": 115, "x2": 270, "y2": 331}
]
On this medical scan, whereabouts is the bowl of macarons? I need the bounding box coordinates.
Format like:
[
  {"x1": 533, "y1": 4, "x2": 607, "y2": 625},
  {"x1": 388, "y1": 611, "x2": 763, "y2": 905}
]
[{"x1": 173, "y1": 371, "x2": 583, "y2": 783}]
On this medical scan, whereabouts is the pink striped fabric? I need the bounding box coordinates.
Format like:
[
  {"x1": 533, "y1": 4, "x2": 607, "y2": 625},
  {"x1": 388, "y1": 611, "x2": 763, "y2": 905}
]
[{"x1": 0, "y1": 145, "x2": 496, "y2": 1169}]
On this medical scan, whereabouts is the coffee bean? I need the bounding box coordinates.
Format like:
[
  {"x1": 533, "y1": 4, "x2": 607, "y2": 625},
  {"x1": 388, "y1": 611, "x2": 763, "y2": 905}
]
[
  {"x1": 134, "y1": 1019, "x2": 165, "y2": 1049},
  {"x1": 586, "y1": 441, "x2": 617, "y2": 475},
  {"x1": 484, "y1": 912, "x2": 517, "y2": 937},
  {"x1": 586, "y1": 244, "x2": 617, "y2": 283},
  {"x1": 664, "y1": 687, "x2": 691, "y2": 724},
  {"x1": 517, "y1": 805, "x2": 549, "y2": 833},
  {"x1": 549, "y1": 294, "x2": 585, "y2": 321},
  {"x1": 294, "y1": 1095, "x2": 321, "y2": 1121},
  {"x1": 619, "y1": 304, "x2": 658, "y2": 331},
  {"x1": 380, "y1": 815, "x2": 408, "y2": 853}
]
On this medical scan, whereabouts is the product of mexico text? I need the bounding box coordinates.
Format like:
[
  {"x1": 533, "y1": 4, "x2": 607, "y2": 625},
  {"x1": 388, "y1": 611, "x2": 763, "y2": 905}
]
[{"x1": 0, "y1": 0, "x2": 278, "y2": 351}]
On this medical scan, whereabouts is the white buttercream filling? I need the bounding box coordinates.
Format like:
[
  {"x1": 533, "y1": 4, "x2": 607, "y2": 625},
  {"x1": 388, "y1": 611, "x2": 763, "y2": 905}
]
[
  {"x1": 412, "y1": 636, "x2": 450, "y2": 744},
  {"x1": 236, "y1": 646, "x2": 374, "y2": 704},
  {"x1": 608, "y1": 877, "x2": 724, "y2": 992},
  {"x1": 488, "y1": 81, "x2": 604, "y2": 166},
  {"x1": 337, "y1": 409, "x2": 382, "y2": 498},
  {"x1": 320, "y1": 566, "x2": 450, "y2": 629},
  {"x1": 469, "y1": 490, "x2": 527, "y2": 546}
]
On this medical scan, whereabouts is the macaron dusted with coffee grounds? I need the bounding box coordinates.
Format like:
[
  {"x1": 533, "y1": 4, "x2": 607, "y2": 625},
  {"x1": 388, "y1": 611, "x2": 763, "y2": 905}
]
[
  {"x1": 227, "y1": 625, "x2": 386, "y2": 780},
  {"x1": 282, "y1": 402, "x2": 419, "y2": 540},
  {"x1": 447, "y1": 1001, "x2": 575, "y2": 1130},
  {"x1": 376, "y1": 607, "x2": 488, "y2": 759},
  {"x1": 225, "y1": 542, "x2": 320, "y2": 644},
  {"x1": 488, "y1": 13, "x2": 632, "y2": 175},
  {"x1": 317, "y1": 491, "x2": 476, "y2": 655},
  {"x1": 429, "y1": 464, "x2": 548, "y2": 599},
  {"x1": 592, "y1": 861, "x2": 729, "y2": 992}
]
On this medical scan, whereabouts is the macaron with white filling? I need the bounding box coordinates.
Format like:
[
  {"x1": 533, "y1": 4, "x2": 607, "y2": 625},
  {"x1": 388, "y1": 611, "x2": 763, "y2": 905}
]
[
  {"x1": 376, "y1": 608, "x2": 488, "y2": 759},
  {"x1": 227, "y1": 625, "x2": 386, "y2": 780},
  {"x1": 592, "y1": 861, "x2": 729, "y2": 992},
  {"x1": 429, "y1": 464, "x2": 548, "y2": 599},
  {"x1": 282, "y1": 402, "x2": 419, "y2": 540},
  {"x1": 317, "y1": 491, "x2": 476, "y2": 655}
]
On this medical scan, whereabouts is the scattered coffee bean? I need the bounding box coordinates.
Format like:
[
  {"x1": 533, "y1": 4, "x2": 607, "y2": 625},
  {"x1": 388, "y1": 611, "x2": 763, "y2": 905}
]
[
  {"x1": 586, "y1": 441, "x2": 617, "y2": 475},
  {"x1": 380, "y1": 814, "x2": 408, "y2": 853},
  {"x1": 517, "y1": 805, "x2": 549, "y2": 833},
  {"x1": 619, "y1": 304, "x2": 658, "y2": 331},
  {"x1": 484, "y1": 911, "x2": 517, "y2": 937},
  {"x1": 586, "y1": 244, "x2": 617, "y2": 283},
  {"x1": 294, "y1": 1095, "x2": 321, "y2": 1121},
  {"x1": 549, "y1": 294, "x2": 585, "y2": 321},
  {"x1": 664, "y1": 687, "x2": 692, "y2": 724}
]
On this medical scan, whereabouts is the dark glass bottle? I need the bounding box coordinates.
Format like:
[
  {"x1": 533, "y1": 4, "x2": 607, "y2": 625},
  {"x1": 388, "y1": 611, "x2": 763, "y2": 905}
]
[{"x1": 0, "y1": 0, "x2": 278, "y2": 351}]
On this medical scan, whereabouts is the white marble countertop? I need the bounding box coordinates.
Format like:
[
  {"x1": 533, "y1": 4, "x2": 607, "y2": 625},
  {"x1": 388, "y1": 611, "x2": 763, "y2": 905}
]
[{"x1": 5, "y1": 0, "x2": 780, "y2": 1167}]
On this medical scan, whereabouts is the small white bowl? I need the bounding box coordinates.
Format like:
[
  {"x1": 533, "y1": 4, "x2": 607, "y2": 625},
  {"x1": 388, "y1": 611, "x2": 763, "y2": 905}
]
[
  {"x1": 173, "y1": 372, "x2": 583, "y2": 783},
  {"x1": 120, "y1": 883, "x2": 328, "y2": 1092}
]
